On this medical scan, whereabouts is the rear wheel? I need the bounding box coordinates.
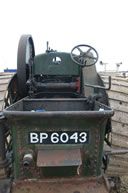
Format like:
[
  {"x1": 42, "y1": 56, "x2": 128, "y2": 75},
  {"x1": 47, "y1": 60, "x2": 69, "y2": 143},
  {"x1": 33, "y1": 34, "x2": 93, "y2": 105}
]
[
  {"x1": 0, "y1": 72, "x2": 19, "y2": 179},
  {"x1": 101, "y1": 74, "x2": 128, "y2": 177}
]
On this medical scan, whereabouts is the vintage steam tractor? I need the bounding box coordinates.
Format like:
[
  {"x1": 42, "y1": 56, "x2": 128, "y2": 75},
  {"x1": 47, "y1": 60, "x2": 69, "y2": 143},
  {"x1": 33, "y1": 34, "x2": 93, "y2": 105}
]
[{"x1": 0, "y1": 35, "x2": 127, "y2": 193}]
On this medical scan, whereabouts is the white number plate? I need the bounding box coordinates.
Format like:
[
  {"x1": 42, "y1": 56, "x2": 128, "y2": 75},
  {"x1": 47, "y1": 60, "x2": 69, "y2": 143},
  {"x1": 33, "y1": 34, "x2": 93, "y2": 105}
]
[{"x1": 28, "y1": 131, "x2": 89, "y2": 144}]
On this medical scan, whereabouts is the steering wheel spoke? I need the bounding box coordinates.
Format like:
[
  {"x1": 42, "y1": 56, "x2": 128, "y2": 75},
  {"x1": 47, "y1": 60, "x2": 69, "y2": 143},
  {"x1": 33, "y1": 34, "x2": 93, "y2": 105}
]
[
  {"x1": 71, "y1": 44, "x2": 99, "y2": 67},
  {"x1": 85, "y1": 48, "x2": 92, "y2": 54},
  {"x1": 73, "y1": 54, "x2": 83, "y2": 59},
  {"x1": 77, "y1": 47, "x2": 83, "y2": 54}
]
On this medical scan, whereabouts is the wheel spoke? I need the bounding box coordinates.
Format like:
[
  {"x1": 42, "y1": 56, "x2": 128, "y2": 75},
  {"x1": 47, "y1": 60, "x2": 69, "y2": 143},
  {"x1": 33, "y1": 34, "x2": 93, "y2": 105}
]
[
  {"x1": 77, "y1": 47, "x2": 83, "y2": 54},
  {"x1": 73, "y1": 55, "x2": 82, "y2": 59},
  {"x1": 85, "y1": 48, "x2": 92, "y2": 54}
]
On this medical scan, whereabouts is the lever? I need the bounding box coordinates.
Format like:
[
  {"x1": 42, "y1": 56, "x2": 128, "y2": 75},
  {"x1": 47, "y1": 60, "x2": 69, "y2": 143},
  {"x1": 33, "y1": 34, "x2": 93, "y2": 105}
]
[{"x1": 85, "y1": 76, "x2": 111, "y2": 91}]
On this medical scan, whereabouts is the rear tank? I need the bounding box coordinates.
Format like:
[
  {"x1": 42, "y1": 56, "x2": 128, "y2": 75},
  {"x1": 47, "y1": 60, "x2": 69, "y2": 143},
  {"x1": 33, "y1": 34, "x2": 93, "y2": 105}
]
[{"x1": 3, "y1": 97, "x2": 114, "y2": 193}]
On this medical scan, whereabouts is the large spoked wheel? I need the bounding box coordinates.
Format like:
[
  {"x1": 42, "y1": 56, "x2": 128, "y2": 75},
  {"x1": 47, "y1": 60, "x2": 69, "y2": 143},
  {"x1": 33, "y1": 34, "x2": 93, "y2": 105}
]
[
  {"x1": 17, "y1": 35, "x2": 35, "y2": 98},
  {"x1": 0, "y1": 73, "x2": 19, "y2": 179},
  {"x1": 71, "y1": 44, "x2": 99, "y2": 67}
]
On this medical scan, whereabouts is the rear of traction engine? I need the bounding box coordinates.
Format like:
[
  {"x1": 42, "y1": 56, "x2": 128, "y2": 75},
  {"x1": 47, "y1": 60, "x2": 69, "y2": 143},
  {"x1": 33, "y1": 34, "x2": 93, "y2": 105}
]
[{"x1": 0, "y1": 35, "x2": 118, "y2": 193}]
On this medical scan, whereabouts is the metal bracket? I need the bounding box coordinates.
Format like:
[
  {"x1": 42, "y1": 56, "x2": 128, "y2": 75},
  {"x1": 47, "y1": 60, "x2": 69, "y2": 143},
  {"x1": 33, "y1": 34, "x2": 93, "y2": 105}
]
[
  {"x1": 104, "y1": 145, "x2": 128, "y2": 155},
  {"x1": 105, "y1": 149, "x2": 128, "y2": 155}
]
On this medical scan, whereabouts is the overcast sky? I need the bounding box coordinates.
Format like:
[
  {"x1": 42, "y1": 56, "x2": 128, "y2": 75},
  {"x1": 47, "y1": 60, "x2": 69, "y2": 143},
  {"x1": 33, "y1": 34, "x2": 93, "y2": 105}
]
[{"x1": 0, "y1": 0, "x2": 128, "y2": 72}]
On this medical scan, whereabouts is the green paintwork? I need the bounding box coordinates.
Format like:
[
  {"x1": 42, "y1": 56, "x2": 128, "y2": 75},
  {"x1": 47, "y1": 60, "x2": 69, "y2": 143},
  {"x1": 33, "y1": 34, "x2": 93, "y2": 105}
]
[
  {"x1": 4, "y1": 99, "x2": 114, "y2": 179},
  {"x1": 12, "y1": 127, "x2": 20, "y2": 179},
  {"x1": 33, "y1": 52, "x2": 80, "y2": 76}
]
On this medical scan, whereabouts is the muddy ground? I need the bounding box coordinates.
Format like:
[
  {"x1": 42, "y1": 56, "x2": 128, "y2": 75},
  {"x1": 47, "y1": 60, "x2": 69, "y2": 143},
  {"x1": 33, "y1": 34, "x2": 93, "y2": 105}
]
[{"x1": 120, "y1": 176, "x2": 128, "y2": 193}]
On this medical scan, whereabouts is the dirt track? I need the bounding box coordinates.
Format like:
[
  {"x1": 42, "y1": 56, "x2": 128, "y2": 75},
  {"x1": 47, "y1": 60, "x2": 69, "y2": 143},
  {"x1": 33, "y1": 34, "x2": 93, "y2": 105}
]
[{"x1": 120, "y1": 176, "x2": 128, "y2": 193}]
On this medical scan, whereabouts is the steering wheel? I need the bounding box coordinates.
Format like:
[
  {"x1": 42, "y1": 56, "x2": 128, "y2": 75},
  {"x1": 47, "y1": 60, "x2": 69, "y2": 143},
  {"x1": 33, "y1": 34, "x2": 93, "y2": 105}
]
[{"x1": 71, "y1": 44, "x2": 99, "y2": 67}]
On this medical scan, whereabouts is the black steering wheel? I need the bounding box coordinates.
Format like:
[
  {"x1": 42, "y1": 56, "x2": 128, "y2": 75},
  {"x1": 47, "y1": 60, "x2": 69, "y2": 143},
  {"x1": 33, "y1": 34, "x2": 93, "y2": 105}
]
[{"x1": 71, "y1": 44, "x2": 99, "y2": 67}]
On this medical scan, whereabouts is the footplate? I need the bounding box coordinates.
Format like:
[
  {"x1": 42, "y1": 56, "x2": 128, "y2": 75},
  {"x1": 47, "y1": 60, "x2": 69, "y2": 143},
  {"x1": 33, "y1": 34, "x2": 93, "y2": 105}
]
[{"x1": 12, "y1": 176, "x2": 110, "y2": 193}]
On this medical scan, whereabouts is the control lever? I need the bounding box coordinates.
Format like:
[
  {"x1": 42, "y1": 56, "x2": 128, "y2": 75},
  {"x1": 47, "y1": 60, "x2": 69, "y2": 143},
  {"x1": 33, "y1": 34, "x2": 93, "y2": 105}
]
[{"x1": 85, "y1": 76, "x2": 111, "y2": 91}]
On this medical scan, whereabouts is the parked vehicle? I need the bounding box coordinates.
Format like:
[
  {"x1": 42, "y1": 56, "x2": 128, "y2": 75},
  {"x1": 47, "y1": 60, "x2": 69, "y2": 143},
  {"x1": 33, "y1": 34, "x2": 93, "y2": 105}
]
[{"x1": 0, "y1": 35, "x2": 127, "y2": 193}]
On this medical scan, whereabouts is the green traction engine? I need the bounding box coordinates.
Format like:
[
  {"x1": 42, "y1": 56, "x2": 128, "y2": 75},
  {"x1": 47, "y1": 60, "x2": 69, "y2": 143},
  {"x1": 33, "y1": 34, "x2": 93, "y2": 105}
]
[{"x1": 0, "y1": 35, "x2": 115, "y2": 193}]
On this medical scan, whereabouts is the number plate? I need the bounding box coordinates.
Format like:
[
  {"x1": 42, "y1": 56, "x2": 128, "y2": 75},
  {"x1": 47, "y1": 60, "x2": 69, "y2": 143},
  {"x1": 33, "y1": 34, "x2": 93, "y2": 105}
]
[{"x1": 28, "y1": 131, "x2": 89, "y2": 144}]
